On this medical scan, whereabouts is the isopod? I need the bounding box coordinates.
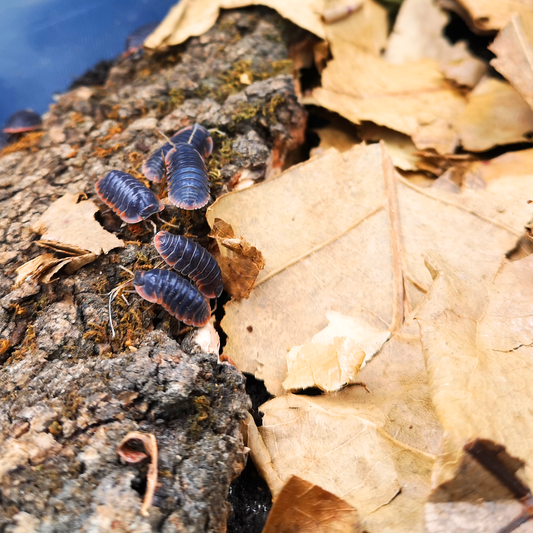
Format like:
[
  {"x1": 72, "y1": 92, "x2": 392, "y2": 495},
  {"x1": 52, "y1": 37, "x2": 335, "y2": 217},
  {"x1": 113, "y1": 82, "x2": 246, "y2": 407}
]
[
  {"x1": 165, "y1": 143, "x2": 210, "y2": 210},
  {"x1": 96, "y1": 170, "x2": 164, "y2": 223},
  {"x1": 4, "y1": 109, "x2": 42, "y2": 133},
  {"x1": 142, "y1": 124, "x2": 213, "y2": 183},
  {"x1": 133, "y1": 268, "x2": 210, "y2": 326},
  {"x1": 154, "y1": 231, "x2": 223, "y2": 298}
]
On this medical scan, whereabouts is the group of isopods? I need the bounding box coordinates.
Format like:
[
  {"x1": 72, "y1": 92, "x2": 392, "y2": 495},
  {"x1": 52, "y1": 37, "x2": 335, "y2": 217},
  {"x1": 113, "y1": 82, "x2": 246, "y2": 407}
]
[{"x1": 95, "y1": 123, "x2": 223, "y2": 333}]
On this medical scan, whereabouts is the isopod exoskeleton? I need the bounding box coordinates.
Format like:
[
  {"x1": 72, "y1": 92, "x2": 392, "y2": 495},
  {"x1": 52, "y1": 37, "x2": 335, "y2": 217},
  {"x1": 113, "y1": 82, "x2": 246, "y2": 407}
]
[
  {"x1": 172, "y1": 124, "x2": 213, "y2": 159},
  {"x1": 4, "y1": 109, "x2": 42, "y2": 133},
  {"x1": 96, "y1": 170, "x2": 164, "y2": 223},
  {"x1": 142, "y1": 124, "x2": 212, "y2": 183},
  {"x1": 133, "y1": 268, "x2": 210, "y2": 326},
  {"x1": 165, "y1": 143, "x2": 210, "y2": 210},
  {"x1": 154, "y1": 231, "x2": 223, "y2": 298}
]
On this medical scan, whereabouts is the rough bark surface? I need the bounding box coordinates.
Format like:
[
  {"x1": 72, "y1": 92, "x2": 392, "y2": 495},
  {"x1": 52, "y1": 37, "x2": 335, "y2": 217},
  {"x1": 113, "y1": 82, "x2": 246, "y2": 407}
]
[{"x1": 0, "y1": 7, "x2": 307, "y2": 532}]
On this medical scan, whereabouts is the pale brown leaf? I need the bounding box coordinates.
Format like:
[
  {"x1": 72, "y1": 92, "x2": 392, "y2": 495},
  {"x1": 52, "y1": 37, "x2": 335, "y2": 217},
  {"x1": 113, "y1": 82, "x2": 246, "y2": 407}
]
[
  {"x1": 385, "y1": 0, "x2": 486, "y2": 88},
  {"x1": 262, "y1": 476, "x2": 362, "y2": 533},
  {"x1": 208, "y1": 218, "x2": 265, "y2": 300},
  {"x1": 416, "y1": 253, "x2": 533, "y2": 492},
  {"x1": 32, "y1": 193, "x2": 124, "y2": 256},
  {"x1": 455, "y1": 0, "x2": 533, "y2": 32},
  {"x1": 456, "y1": 77, "x2": 533, "y2": 152},
  {"x1": 146, "y1": 0, "x2": 387, "y2": 55},
  {"x1": 14, "y1": 252, "x2": 98, "y2": 287},
  {"x1": 490, "y1": 12, "x2": 533, "y2": 112},
  {"x1": 208, "y1": 144, "x2": 530, "y2": 396},
  {"x1": 312, "y1": 42, "x2": 466, "y2": 154},
  {"x1": 283, "y1": 311, "x2": 390, "y2": 392},
  {"x1": 425, "y1": 501, "x2": 533, "y2": 533}
]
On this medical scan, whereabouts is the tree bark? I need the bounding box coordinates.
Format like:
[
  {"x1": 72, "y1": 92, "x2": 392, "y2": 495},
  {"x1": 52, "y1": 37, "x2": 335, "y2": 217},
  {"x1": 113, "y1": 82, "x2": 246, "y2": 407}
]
[{"x1": 0, "y1": 7, "x2": 307, "y2": 532}]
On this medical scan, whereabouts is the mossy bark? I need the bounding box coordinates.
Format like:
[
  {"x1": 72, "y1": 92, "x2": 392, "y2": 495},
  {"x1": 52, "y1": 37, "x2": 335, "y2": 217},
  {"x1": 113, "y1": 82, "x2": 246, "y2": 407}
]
[{"x1": 0, "y1": 7, "x2": 307, "y2": 532}]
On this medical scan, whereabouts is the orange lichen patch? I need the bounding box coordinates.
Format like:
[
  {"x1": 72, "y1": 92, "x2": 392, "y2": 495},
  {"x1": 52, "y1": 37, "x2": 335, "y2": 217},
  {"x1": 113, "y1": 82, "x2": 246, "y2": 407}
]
[
  {"x1": 71, "y1": 112, "x2": 85, "y2": 124},
  {"x1": 102, "y1": 124, "x2": 125, "y2": 141},
  {"x1": 0, "y1": 131, "x2": 44, "y2": 156},
  {"x1": 107, "y1": 105, "x2": 121, "y2": 121},
  {"x1": 93, "y1": 143, "x2": 124, "y2": 158},
  {"x1": 0, "y1": 338, "x2": 10, "y2": 356}
]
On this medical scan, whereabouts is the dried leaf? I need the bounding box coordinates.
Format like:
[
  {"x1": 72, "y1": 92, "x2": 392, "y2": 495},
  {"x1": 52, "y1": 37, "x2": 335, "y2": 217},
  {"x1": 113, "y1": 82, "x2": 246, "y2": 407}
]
[
  {"x1": 32, "y1": 193, "x2": 124, "y2": 255},
  {"x1": 240, "y1": 413, "x2": 285, "y2": 495},
  {"x1": 14, "y1": 253, "x2": 98, "y2": 287},
  {"x1": 146, "y1": 0, "x2": 387, "y2": 55},
  {"x1": 425, "y1": 501, "x2": 533, "y2": 533},
  {"x1": 312, "y1": 42, "x2": 466, "y2": 154},
  {"x1": 490, "y1": 12, "x2": 533, "y2": 112},
  {"x1": 385, "y1": 0, "x2": 486, "y2": 88},
  {"x1": 207, "y1": 218, "x2": 265, "y2": 300},
  {"x1": 262, "y1": 476, "x2": 362, "y2": 533},
  {"x1": 15, "y1": 254, "x2": 62, "y2": 287},
  {"x1": 208, "y1": 144, "x2": 532, "y2": 396},
  {"x1": 416, "y1": 253, "x2": 533, "y2": 492},
  {"x1": 117, "y1": 432, "x2": 158, "y2": 517},
  {"x1": 456, "y1": 77, "x2": 533, "y2": 152},
  {"x1": 257, "y1": 390, "x2": 435, "y2": 529},
  {"x1": 454, "y1": 0, "x2": 533, "y2": 32},
  {"x1": 359, "y1": 124, "x2": 421, "y2": 171},
  {"x1": 283, "y1": 311, "x2": 390, "y2": 392}
]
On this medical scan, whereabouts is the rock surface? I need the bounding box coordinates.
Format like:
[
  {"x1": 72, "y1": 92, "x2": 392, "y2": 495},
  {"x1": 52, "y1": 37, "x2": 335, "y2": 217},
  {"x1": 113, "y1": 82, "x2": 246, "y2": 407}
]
[{"x1": 0, "y1": 7, "x2": 307, "y2": 532}]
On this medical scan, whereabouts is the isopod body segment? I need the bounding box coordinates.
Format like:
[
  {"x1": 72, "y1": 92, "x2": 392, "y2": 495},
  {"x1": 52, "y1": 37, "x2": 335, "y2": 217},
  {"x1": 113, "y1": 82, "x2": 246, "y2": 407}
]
[
  {"x1": 165, "y1": 143, "x2": 210, "y2": 210},
  {"x1": 142, "y1": 124, "x2": 213, "y2": 183},
  {"x1": 96, "y1": 170, "x2": 164, "y2": 223},
  {"x1": 171, "y1": 124, "x2": 213, "y2": 159},
  {"x1": 133, "y1": 269, "x2": 210, "y2": 326},
  {"x1": 154, "y1": 231, "x2": 223, "y2": 298}
]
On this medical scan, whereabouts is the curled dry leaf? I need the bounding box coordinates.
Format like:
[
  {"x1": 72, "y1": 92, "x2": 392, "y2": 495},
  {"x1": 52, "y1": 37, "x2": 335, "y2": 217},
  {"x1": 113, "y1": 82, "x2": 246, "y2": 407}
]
[
  {"x1": 32, "y1": 193, "x2": 124, "y2": 256},
  {"x1": 15, "y1": 252, "x2": 98, "y2": 287},
  {"x1": 207, "y1": 218, "x2": 265, "y2": 300},
  {"x1": 117, "y1": 431, "x2": 158, "y2": 517},
  {"x1": 416, "y1": 254, "x2": 533, "y2": 493},
  {"x1": 240, "y1": 413, "x2": 285, "y2": 496},
  {"x1": 385, "y1": 0, "x2": 486, "y2": 88},
  {"x1": 262, "y1": 475, "x2": 362, "y2": 533},
  {"x1": 359, "y1": 124, "x2": 421, "y2": 171},
  {"x1": 145, "y1": 0, "x2": 387, "y2": 56},
  {"x1": 454, "y1": 0, "x2": 533, "y2": 32},
  {"x1": 283, "y1": 311, "x2": 390, "y2": 392},
  {"x1": 490, "y1": 12, "x2": 533, "y2": 113},
  {"x1": 312, "y1": 41, "x2": 466, "y2": 154},
  {"x1": 455, "y1": 77, "x2": 533, "y2": 152}
]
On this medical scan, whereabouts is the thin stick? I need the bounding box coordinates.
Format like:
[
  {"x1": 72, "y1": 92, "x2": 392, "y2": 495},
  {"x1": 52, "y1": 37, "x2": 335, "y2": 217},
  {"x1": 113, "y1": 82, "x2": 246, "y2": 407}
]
[
  {"x1": 156, "y1": 213, "x2": 181, "y2": 229},
  {"x1": 108, "y1": 276, "x2": 134, "y2": 338}
]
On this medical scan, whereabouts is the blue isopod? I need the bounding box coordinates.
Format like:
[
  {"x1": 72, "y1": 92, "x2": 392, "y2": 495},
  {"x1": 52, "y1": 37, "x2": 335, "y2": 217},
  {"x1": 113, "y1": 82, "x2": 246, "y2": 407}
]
[
  {"x1": 165, "y1": 143, "x2": 210, "y2": 210},
  {"x1": 154, "y1": 231, "x2": 223, "y2": 298},
  {"x1": 133, "y1": 268, "x2": 210, "y2": 326},
  {"x1": 142, "y1": 124, "x2": 213, "y2": 183},
  {"x1": 96, "y1": 170, "x2": 164, "y2": 223}
]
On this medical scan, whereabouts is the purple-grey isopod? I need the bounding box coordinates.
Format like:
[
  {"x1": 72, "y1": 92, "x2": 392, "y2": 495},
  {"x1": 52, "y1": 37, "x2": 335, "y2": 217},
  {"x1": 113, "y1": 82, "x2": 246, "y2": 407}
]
[
  {"x1": 133, "y1": 268, "x2": 210, "y2": 326},
  {"x1": 4, "y1": 109, "x2": 42, "y2": 133},
  {"x1": 165, "y1": 143, "x2": 210, "y2": 210},
  {"x1": 96, "y1": 170, "x2": 164, "y2": 224},
  {"x1": 123, "y1": 22, "x2": 159, "y2": 57},
  {"x1": 142, "y1": 124, "x2": 213, "y2": 183},
  {"x1": 154, "y1": 231, "x2": 223, "y2": 298}
]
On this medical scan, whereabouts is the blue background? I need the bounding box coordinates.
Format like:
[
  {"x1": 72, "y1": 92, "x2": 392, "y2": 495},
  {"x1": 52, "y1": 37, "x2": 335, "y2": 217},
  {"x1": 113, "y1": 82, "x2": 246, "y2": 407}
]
[{"x1": 0, "y1": 0, "x2": 177, "y2": 125}]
